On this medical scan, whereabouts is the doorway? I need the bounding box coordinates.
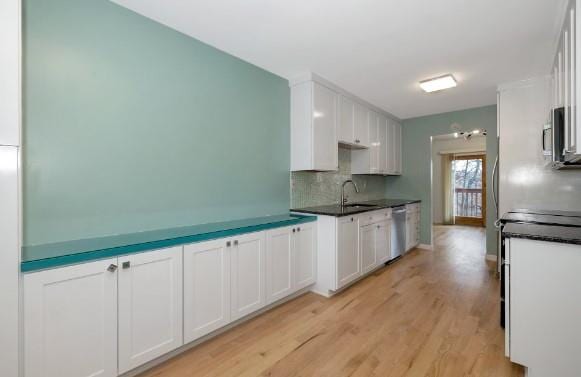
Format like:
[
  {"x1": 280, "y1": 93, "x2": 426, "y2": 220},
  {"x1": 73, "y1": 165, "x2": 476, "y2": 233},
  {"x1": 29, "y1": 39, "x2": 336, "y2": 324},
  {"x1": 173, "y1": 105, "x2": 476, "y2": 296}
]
[{"x1": 453, "y1": 155, "x2": 486, "y2": 227}]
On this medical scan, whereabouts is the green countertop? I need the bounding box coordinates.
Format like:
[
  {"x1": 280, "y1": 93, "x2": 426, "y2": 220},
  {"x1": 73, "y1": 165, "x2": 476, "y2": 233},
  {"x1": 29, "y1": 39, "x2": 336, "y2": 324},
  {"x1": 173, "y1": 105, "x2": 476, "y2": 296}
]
[{"x1": 22, "y1": 213, "x2": 316, "y2": 272}]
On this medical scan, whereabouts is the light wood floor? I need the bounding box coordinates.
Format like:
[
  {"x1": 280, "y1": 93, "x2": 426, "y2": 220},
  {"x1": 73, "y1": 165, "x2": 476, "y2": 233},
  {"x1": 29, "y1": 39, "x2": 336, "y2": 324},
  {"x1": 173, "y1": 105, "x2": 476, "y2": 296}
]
[{"x1": 140, "y1": 225, "x2": 523, "y2": 377}]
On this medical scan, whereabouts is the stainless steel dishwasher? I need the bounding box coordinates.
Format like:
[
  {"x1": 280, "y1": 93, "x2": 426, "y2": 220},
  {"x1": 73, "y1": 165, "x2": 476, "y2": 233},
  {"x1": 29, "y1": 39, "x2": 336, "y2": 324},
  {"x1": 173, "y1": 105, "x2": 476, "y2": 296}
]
[{"x1": 391, "y1": 206, "x2": 406, "y2": 260}]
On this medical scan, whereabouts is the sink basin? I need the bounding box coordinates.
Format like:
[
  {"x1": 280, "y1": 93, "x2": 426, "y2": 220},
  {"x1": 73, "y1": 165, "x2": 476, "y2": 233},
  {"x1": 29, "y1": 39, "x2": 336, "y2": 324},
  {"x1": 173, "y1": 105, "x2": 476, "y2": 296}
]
[{"x1": 342, "y1": 203, "x2": 378, "y2": 209}]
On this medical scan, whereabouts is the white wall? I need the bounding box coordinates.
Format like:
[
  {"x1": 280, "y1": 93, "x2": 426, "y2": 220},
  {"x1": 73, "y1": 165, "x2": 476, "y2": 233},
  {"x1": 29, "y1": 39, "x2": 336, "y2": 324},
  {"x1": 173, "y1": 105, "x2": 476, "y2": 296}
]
[
  {"x1": 432, "y1": 136, "x2": 486, "y2": 224},
  {"x1": 0, "y1": 0, "x2": 21, "y2": 376}
]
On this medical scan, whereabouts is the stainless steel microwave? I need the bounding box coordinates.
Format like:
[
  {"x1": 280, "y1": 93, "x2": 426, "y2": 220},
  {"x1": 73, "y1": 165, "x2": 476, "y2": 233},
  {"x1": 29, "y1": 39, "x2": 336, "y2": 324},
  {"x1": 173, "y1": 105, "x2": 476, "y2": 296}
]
[{"x1": 550, "y1": 107, "x2": 581, "y2": 169}]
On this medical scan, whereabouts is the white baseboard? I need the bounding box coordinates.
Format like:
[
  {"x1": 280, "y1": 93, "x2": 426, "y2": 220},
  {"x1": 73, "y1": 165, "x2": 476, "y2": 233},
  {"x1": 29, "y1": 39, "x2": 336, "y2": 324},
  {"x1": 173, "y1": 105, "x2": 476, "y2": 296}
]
[
  {"x1": 417, "y1": 243, "x2": 433, "y2": 250},
  {"x1": 485, "y1": 254, "x2": 498, "y2": 262}
]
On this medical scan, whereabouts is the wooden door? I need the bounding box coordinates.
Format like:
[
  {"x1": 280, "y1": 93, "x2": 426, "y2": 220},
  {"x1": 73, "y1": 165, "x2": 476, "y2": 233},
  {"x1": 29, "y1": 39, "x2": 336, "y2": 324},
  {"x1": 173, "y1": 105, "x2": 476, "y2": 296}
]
[{"x1": 453, "y1": 155, "x2": 487, "y2": 227}]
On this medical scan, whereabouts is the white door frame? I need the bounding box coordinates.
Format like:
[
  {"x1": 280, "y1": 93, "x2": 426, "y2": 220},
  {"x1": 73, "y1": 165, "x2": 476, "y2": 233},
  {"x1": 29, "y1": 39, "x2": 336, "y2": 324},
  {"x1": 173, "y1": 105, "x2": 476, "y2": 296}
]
[{"x1": 0, "y1": 0, "x2": 22, "y2": 376}]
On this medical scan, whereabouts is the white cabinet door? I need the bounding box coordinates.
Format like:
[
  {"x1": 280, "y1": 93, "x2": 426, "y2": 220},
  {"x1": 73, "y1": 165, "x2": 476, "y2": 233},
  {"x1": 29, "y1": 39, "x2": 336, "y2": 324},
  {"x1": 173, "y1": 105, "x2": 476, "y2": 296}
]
[
  {"x1": 266, "y1": 226, "x2": 293, "y2": 304},
  {"x1": 183, "y1": 239, "x2": 231, "y2": 343},
  {"x1": 368, "y1": 111, "x2": 379, "y2": 173},
  {"x1": 294, "y1": 222, "x2": 317, "y2": 290},
  {"x1": 378, "y1": 115, "x2": 388, "y2": 174},
  {"x1": 360, "y1": 224, "x2": 377, "y2": 275},
  {"x1": 386, "y1": 120, "x2": 396, "y2": 174},
  {"x1": 393, "y1": 121, "x2": 403, "y2": 174},
  {"x1": 231, "y1": 231, "x2": 266, "y2": 321},
  {"x1": 118, "y1": 247, "x2": 183, "y2": 374},
  {"x1": 376, "y1": 219, "x2": 391, "y2": 264},
  {"x1": 354, "y1": 102, "x2": 370, "y2": 147},
  {"x1": 312, "y1": 82, "x2": 338, "y2": 170},
  {"x1": 339, "y1": 95, "x2": 355, "y2": 144},
  {"x1": 336, "y1": 216, "x2": 360, "y2": 289},
  {"x1": 24, "y1": 259, "x2": 118, "y2": 377}
]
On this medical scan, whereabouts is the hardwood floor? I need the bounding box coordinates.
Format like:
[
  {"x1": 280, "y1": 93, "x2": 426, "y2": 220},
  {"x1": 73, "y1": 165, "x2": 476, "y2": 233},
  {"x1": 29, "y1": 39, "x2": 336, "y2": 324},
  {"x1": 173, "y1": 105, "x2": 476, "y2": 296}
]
[{"x1": 140, "y1": 225, "x2": 523, "y2": 377}]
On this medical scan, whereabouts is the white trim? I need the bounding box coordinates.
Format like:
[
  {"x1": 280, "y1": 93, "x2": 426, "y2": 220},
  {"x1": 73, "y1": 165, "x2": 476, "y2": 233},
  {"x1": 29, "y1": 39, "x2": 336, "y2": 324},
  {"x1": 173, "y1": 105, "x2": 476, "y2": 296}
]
[
  {"x1": 485, "y1": 254, "x2": 498, "y2": 262},
  {"x1": 0, "y1": 1, "x2": 21, "y2": 376},
  {"x1": 289, "y1": 72, "x2": 401, "y2": 122},
  {"x1": 417, "y1": 243, "x2": 433, "y2": 251}
]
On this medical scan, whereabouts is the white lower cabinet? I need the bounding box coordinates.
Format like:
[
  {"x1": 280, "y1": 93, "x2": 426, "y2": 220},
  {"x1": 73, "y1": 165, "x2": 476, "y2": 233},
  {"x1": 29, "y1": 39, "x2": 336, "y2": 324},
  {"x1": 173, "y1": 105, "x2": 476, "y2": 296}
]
[
  {"x1": 230, "y1": 231, "x2": 267, "y2": 321},
  {"x1": 360, "y1": 223, "x2": 377, "y2": 275},
  {"x1": 266, "y1": 222, "x2": 317, "y2": 303},
  {"x1": 23, "y1": 222, "x2": 317, "y2": 377},
  {"x1": 266, "y1": 226, "x2": 294, "y2": 304},
  {"x1": 336, "y1": 216, "x2": 361, "y2": 289},
  {"x1": 293, "y1": 222, "x2": 317, "y2": 290},
  {"x1": 183, "y1": 238, "x2": 231, "y2": 343},
  {"x1": 118, "y1": 247, "x2": 183, "y2": 374},
  {"x1": 23, "y1": 259, "x2": 118, "y2": 377},
  {"x1": 376, "y1": 219, "x2": 391, "y2": 264}
]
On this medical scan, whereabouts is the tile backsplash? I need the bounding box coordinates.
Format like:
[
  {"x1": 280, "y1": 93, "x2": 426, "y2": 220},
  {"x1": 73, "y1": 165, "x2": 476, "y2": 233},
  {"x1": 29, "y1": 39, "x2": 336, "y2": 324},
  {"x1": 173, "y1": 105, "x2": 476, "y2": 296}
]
[{"x1": 291, "y1": 148, "x2": 388, "y2": 208}]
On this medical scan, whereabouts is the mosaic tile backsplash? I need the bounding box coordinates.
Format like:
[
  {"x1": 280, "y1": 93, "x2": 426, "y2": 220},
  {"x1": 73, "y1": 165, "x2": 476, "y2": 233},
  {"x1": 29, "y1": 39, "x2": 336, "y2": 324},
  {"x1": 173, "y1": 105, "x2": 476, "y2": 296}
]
[{"x1": 291, "y1": 148, "x2": 388, "y2": 208}]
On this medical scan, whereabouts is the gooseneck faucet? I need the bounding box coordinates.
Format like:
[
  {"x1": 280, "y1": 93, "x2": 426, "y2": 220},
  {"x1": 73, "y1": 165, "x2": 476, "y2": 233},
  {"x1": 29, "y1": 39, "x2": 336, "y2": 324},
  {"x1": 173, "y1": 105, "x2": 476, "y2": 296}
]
[{"x1": 341, "y1": 180, "x2": 360, "y2": 206}]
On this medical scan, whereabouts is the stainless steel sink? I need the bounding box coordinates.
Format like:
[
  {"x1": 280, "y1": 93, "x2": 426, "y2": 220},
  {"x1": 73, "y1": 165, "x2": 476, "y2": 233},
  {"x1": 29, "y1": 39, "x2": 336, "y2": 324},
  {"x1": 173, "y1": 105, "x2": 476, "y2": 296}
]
[{"x1": 342, "y1": 203, "x2": 379, "y2": 209}]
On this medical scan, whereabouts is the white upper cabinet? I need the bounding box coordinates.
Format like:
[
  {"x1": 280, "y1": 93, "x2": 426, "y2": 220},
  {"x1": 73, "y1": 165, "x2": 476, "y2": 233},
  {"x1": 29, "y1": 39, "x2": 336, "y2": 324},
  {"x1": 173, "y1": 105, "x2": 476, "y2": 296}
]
[
  {"x1": 553, "y1": 0, "x2": 581, "y2": 159},
  {"x1": 230, "y1": 231, "x2": 267, "y2": 321},
  {"x1": 291, "y1": 74, "x2": 403, "y2": 174},
  {"x1": 378, "y1": 115, "x2": 388, "y2": 173},
  {"x1": 339, "y1": 96, "x2": 356, "y2": 145},
  {"x1": 353, "y1": 102, "x2": 370, "y2": 148},
  {"x1": 0, "y1": 0, "x2": 20, "y2": 147},
  {"x1": 24, "y1": 259, "x2": 118, "y2": 377},
  {"x1": 291, "y1": 81, "x2": 338, "y2": 171},
  {"x1": 183, "y1": 238, "x2": 231, "y2": 343},
  {"x1": 391, "y1": 120, "x2": 403, "y2": 175},
  {"x1": 118, "y1": 247, "x2": 183, "y2": 374}
]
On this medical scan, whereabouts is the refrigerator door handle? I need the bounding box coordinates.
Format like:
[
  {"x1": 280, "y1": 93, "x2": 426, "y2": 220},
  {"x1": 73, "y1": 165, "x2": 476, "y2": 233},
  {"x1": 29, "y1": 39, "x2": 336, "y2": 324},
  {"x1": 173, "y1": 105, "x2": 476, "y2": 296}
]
[{"x1": 492, "y1": 156, "x2": 499, "y2": 217}]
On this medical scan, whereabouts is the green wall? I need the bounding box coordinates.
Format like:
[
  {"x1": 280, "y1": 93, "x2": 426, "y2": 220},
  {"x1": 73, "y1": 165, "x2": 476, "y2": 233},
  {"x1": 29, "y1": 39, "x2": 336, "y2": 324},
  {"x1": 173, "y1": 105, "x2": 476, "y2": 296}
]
[
  {"x1": 385, "y1": 105, "x2": 498, "y2": 255},
  {"x1": 23, "y1": 0, "x2": 290, "y2": 246}
]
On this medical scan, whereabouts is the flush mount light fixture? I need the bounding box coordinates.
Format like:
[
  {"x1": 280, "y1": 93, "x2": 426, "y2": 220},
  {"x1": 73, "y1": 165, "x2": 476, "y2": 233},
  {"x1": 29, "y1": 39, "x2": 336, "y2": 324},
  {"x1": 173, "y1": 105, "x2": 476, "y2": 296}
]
[{"x1": 419, "y1": 74, "x2": 457, "y2": 93}]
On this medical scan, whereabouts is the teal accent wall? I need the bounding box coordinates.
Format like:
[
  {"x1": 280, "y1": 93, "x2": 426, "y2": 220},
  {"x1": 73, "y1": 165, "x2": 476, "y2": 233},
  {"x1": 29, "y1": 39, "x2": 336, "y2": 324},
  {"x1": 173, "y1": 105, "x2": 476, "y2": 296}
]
[
  {"x1": 385, "y1": 105, "x2": 498, "y2": 255},
  {"x1": 23, "y1": 0, "x2": 290, "y2": 246}
]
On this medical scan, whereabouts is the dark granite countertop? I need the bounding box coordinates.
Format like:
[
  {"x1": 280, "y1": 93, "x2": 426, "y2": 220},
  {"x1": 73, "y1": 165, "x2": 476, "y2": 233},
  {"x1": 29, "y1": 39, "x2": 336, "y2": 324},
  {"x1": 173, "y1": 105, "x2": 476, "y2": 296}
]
[
  {"x1": 500, "y1": 212, "x2": 581, "y2": 227},
  {"x1": 292, "y1": 199, "x2": 421, "y2": 217},
  {"x1": 507, "y1": 208, "x2": 581, "y2": 218},
  {"x1": 502, "y1": 222, "x2": 581, "y2": 245}
]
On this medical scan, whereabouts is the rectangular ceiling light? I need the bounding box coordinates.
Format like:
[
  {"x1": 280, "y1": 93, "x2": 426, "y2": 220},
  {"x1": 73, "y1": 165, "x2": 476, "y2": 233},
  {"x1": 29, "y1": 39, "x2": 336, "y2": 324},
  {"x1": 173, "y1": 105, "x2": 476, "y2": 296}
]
[{"x1": 420, "y1": 74, "x2": 457, "y2": 93}]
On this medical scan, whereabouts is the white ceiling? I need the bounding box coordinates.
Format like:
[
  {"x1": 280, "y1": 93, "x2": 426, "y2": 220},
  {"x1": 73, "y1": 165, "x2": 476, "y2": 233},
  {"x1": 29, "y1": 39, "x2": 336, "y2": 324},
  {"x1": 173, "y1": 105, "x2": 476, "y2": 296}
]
[{"x1": 112, "y1": 0, "x2": 567, "y2": 119}]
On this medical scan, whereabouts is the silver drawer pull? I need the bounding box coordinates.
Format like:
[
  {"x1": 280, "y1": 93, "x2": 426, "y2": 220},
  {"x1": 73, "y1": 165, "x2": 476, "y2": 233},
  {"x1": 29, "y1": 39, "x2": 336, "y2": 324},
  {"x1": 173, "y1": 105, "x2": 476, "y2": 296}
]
[
  {"x1": 226, "y1": 241, "x2": 231, "y2": 247},
  {"x1": 107, "y1": 264, "x2": 118, "y2": 272},
  {"x1": 122, "y1": 261, "x2": 131, "y2": 269},
  {"x1": 234, "y1": 240, "x2": 239, "y2": 246}
]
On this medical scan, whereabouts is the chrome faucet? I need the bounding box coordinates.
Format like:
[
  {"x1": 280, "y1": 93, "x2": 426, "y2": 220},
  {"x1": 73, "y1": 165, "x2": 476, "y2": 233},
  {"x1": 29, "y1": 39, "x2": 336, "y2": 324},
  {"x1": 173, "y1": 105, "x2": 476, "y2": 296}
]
[{"x1": 341, "y1": 180, "x2": 360, "y2": 206}]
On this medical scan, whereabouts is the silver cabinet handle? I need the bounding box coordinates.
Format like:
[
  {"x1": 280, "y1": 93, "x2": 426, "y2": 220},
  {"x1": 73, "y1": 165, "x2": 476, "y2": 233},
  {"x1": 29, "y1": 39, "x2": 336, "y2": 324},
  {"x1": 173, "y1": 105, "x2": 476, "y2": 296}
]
[
  {"x1": 297, "y1": 227, "x2": 301, "y2": 232},
  {"x1": 122, "y1": 261, "x2": 130, "y2": 269},
  {"x1": 351, "y1": 217, "x2": 354, "y2": 222},
  {"x1": 355, "y1": 139, "x2": 360, "y2": 143},
  {"x1": 226, "y1": 241, "x2": 231, "y2": 247},
  {"x1": 292, "y1": 228, "x2": 296, "y2": 233},
  {"x1": 377, "y1": 225, "x2": 380, "y2": 229},
  {"x1": 234, "y1": 240, "x2": 239, "y2": 246},
  {"x1": 107, "y1": 264, "x2": 118, "y2": 272}
]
